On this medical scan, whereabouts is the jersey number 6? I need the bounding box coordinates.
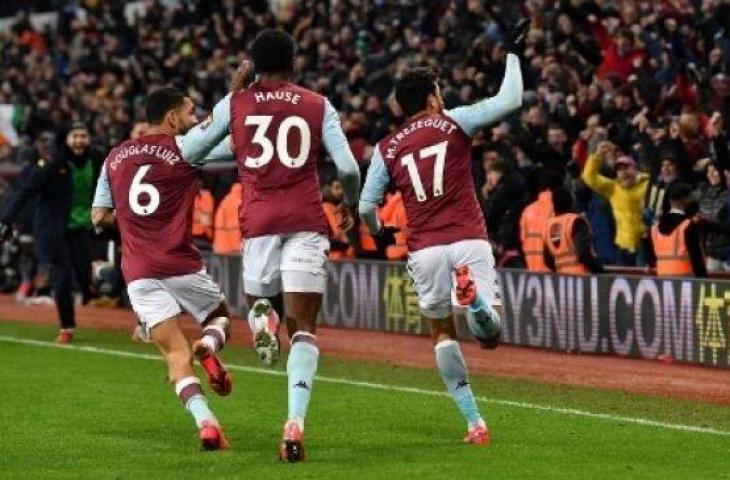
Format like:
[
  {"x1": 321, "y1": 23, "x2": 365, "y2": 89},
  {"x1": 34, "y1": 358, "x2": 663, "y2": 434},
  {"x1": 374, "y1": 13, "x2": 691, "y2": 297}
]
[
  {"x1": 244, "y1": 115, "x2": 311, "y2": 168},
  {"x1": 129, "y1": 165, "x2": 160, "y2": 216}
]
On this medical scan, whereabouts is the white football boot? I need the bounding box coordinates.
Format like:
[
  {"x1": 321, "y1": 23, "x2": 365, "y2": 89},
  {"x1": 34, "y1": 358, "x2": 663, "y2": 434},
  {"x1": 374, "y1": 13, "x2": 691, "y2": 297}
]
[{"x1": 248, "y1": 299, "x2": 281, "y2": 366}]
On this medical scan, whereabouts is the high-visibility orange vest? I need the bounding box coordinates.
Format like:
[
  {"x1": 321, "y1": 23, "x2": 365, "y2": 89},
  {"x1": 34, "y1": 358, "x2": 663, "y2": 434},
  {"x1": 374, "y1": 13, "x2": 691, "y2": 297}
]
[
  {"x1": 213, "y1": 184, "x2": 243, "y2": 255},
  {"x1": 651, "y1": 219, "x2": 694, "y2": 276},
  {"x1": 544, "y1": 213, "x2": 589, "y2": 275},
  {"x1": 360, "y1": 217, "x2": 378, "y2": 253},
  {"x1": 380, "y1": 192, "x2": 408, "y2": 260},
  {"x1": 520, "y1": 190, "x2": 553, "y2": 272},
  {"x1": 323, "y1": 201, "x2": 354, "y2": 259},
  {"x1": 193, "y1": 189, "x2": 214, "y2": 240}
]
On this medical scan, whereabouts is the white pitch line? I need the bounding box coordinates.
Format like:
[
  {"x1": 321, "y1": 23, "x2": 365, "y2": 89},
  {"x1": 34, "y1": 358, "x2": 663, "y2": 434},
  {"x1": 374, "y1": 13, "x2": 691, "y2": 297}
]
[{"x1": 1, "y1": 334, "x2": 729, "y2": 438}]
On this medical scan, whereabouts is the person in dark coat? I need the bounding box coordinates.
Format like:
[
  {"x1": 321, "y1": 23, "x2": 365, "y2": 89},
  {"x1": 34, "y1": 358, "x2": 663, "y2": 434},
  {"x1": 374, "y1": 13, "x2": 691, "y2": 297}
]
[
  {"x1": 0, "y1": 123, "x2": 103, "y2": 343},
  {"x1": 481, "y1": 158, "x2": 529, "y2": 265}
]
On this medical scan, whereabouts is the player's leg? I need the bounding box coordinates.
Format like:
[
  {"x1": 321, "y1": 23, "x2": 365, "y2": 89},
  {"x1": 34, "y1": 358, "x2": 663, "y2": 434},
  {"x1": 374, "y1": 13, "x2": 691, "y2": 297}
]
[
  {"x1": 49, "y1": 245, "x2": 75, "y2": 343},
  {"x1": 166, "y1": 270, "x2": 233, "y2": 396},
  {"x1": 277, "y1": 232, "x2": 329, "y2": 462},
  {"x1": 409, "y1": 246, "x2": 490, "y2": 445},
  {"x1": 242, "y1": 235, "x2": 284, "y2": 366},
  {"x1": 427, "y1": 316, "x2": 488, "y2": 444},
  {"x1": 151, "y1": 319, "x2": 229, "y2": 450},
  {"x1": 128, "y1": 278, "x2": 228, "y2": 450},
  {"x1": 452, "y1": 240, "x2": 502, "y2": 349}
]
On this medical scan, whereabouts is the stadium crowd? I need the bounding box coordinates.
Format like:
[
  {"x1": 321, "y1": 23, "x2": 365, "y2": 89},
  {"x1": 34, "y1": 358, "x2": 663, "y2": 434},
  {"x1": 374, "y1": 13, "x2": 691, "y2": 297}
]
[{"x1": 0, "y1": 0, "x2": 730, "y2": 300}]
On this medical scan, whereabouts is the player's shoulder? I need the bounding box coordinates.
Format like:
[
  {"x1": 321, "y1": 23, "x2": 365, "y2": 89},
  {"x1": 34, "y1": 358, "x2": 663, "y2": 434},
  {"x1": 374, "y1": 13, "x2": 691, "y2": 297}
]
[
  {"x1": 441, "y1": 109, "x2": 470, "y2": 137},
  {"x1": 289, "y1": 83, "x2": 327, "y2": 106},
  {"x1": 104, "y1": 138, "x2": 133, "y2": 161},
  {"x1": 374, "y1": 131, "x2": 394, "y2": 154}
]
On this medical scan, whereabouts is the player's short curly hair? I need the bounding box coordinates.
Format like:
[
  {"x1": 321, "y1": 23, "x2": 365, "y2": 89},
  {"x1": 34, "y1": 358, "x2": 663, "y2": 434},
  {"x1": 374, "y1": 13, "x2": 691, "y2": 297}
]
[
  {"x1": 395, "y1": 66, "x2": 440, "y2": 117},
  {"x1": 251, "y1": 29, "x2": 295, "y2": 75},
  {"x1": 145, "y1": 87, "x2": 186, "y2": 125}
]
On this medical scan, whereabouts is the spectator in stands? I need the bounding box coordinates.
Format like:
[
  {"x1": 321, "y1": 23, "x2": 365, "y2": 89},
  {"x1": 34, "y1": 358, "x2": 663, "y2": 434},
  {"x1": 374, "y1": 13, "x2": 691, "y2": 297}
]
[
  {"x1": 643, "y1": 153, "x2": 682, "y2": 228},
  {"x1": 581, "y1": 140, "x2": 649, "y2": 266},
  {"x1": 1, "y1": 0, "x2": 729, "y2": 275},
  {"x1": 192, "y1": 186, "x2": 214, "y2": 250},
  {"x1": 587, "y1": 14, "x2": 645, "y2": 81},
  {"x1": 481, "y1": 158, "x2": 528, "y2": 267},
  {"x1": 12, "y1": 132, "x2": 49, "y2": 301},
  {"x1": 322, "y1": 178, "x2": 353, "y2": 260},
  {"x1": 698, "y1": 113, "x2": 730, "y2": 270},
  {"x1": 698, "y1": 161, "x2": 730, "y2": 271},
  {"x1": 543, "y1": 187, "x2": 602, "y2": 275},
  {"x1": 0, "y1": 122, "x2": 102, "y2": 343},
  {"x1": 648, "y1": 183, "x2": 707, "y2": 277},
  {"x1": 519, "y1": 170, "x2": 560, "y2": 272},
  {"x1": 379, "y1": 190, "x2": 408, "y2": 261}
]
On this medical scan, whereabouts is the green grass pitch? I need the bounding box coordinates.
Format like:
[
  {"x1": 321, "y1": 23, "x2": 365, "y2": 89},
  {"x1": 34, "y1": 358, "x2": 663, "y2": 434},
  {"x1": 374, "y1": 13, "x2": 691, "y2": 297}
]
[{"x1": 0, "y1": 320, "x2": 728, "y2": 479}]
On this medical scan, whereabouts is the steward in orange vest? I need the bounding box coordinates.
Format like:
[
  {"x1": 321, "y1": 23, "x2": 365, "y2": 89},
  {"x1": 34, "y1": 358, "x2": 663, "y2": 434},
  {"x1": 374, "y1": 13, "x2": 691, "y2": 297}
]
[
  {"x1": 213, "y1": 183, "x2": 242, "y2": 255},
  {"x1": 543, "y1": 188, "x2": 603, "y2": 275},
  {"x1": 322, "y1": 178, "x2": 354, "y2": 259},
  {"x1": 192, "y1": 188, "x2": 214, "y2": 243},
  {"x1": 520, "y1": 190, "x2": 553, "y2": 271},
  {"x1": 647, "y1": 183, "x2": 706, "y2": 277},
  {"x1": 379, "y1": 192, "x2": 408, "y2": 260}
]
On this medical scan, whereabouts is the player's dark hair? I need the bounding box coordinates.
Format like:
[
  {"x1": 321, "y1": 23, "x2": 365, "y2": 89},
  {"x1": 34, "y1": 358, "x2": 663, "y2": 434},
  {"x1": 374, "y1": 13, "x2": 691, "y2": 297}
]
[
  {"x1": 552, "y1": 187, "x2": 574, "y2": 214},
  {"x1": 395, "y1": 66, "x2": 439, "y2": 117},
  {"x1": 145, "y1": 87, "x2": 186, "y2": 124},
  {"x1": 251, "y1": 29, "x2": 295, "y2": 75}
]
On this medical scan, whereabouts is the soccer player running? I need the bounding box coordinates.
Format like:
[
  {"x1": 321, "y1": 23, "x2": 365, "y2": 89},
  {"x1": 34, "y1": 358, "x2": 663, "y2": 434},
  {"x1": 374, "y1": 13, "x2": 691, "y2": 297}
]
[
  {"x1": 359, "y1": 20, "x2": 528, "y2": 445},
  {"x1": 194, "y1": 30, "x2": 360, "y2": 462},
  {"x1": 90, "y1": 70, "x2": 250, "y2": 450}
]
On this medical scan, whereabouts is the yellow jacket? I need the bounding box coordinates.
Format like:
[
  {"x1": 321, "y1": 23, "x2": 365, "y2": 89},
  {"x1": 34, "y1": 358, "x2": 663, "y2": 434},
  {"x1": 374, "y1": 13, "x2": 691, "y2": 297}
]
[{"x1": 581, "y1": 153, "x2": 649, "y2": 252}]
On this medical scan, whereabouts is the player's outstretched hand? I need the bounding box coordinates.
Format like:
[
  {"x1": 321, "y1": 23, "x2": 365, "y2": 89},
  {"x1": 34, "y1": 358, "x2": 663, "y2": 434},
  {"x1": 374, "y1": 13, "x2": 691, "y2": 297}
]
[
  {"x1": 335, "y1": 203, "x2": 356, "y2": 232},
  {"x1": 230, "y1": 60, "x2": 253, "y2": 92},
  {"x1": 506, "y1": 18, "x2": 530, "y2": 56},
  {"x1": 0, "y1": 222, "x2": 12, "y2": 243},
  {"x1": 373, "y1": 226, "x2": 400, "y2": 254}
]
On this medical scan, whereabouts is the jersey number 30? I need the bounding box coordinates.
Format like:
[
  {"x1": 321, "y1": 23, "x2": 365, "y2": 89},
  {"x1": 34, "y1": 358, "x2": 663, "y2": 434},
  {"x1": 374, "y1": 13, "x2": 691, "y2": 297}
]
[
  {"x1": 129, "y1": 165, "x2": 160, "y2": 216},
  {"x1": 244, "y1": 115, "x2": 311, "y2": 168},
  {"x1": 401, "y1": 140, "x2": 448, "y2": 202}
]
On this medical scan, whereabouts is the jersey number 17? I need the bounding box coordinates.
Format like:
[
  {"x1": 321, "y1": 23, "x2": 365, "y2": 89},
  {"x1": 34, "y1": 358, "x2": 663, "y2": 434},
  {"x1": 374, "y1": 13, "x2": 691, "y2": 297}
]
[{"x1": 401, "y1": 140, "x2": 448, "y2": 202}]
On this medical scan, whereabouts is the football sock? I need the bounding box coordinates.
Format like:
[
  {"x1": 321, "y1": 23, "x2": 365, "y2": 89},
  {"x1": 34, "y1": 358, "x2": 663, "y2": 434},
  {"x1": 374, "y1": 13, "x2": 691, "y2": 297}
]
[
  {"x1": 435, "y1": 339, "x2": 483, "y2": 427},
  {"x1": 287, "y1": 332, "x2": 319, "y2": 429},
  {"x1": 467, "y1": 294, "x2": 501, "y2": 339},
  {"x1": 201, "y1": 321, "x2": 227, "y2": 352},
  {"x1": 175, "y1": 376, "x2": 217, "y2": 428},
  {"x1": 469, "y1": 292, "x2": 486, "y2": 312}
]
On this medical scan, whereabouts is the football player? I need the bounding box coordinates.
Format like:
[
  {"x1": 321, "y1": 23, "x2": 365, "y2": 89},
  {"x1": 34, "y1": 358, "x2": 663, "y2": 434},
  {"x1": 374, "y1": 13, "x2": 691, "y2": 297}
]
[
  {"x1": 90, "y1": 67, "x2": 251, "y2": 450},
  {"x1": 192, "y1": 29, "x2": 361, "y2": 462},
  {"x1": 358, "y1": 20, "x2": 529, "y2": 445}
]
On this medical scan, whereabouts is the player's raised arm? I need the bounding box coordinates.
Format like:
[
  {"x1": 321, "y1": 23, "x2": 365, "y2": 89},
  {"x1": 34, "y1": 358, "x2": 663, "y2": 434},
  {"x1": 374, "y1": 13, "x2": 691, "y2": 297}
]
[
  {"x1": 90, "y1": 162, "x2": 116, "y2": 228},
  {"x1": 176, "y1": 94, "x2": 233, "y2": 166},
  {"x1": 321, "y1": 99, "x2": 361, "y2": 213},
  {"x1": 447, "y1": 20, "x2": 528, "y2": 136}
]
